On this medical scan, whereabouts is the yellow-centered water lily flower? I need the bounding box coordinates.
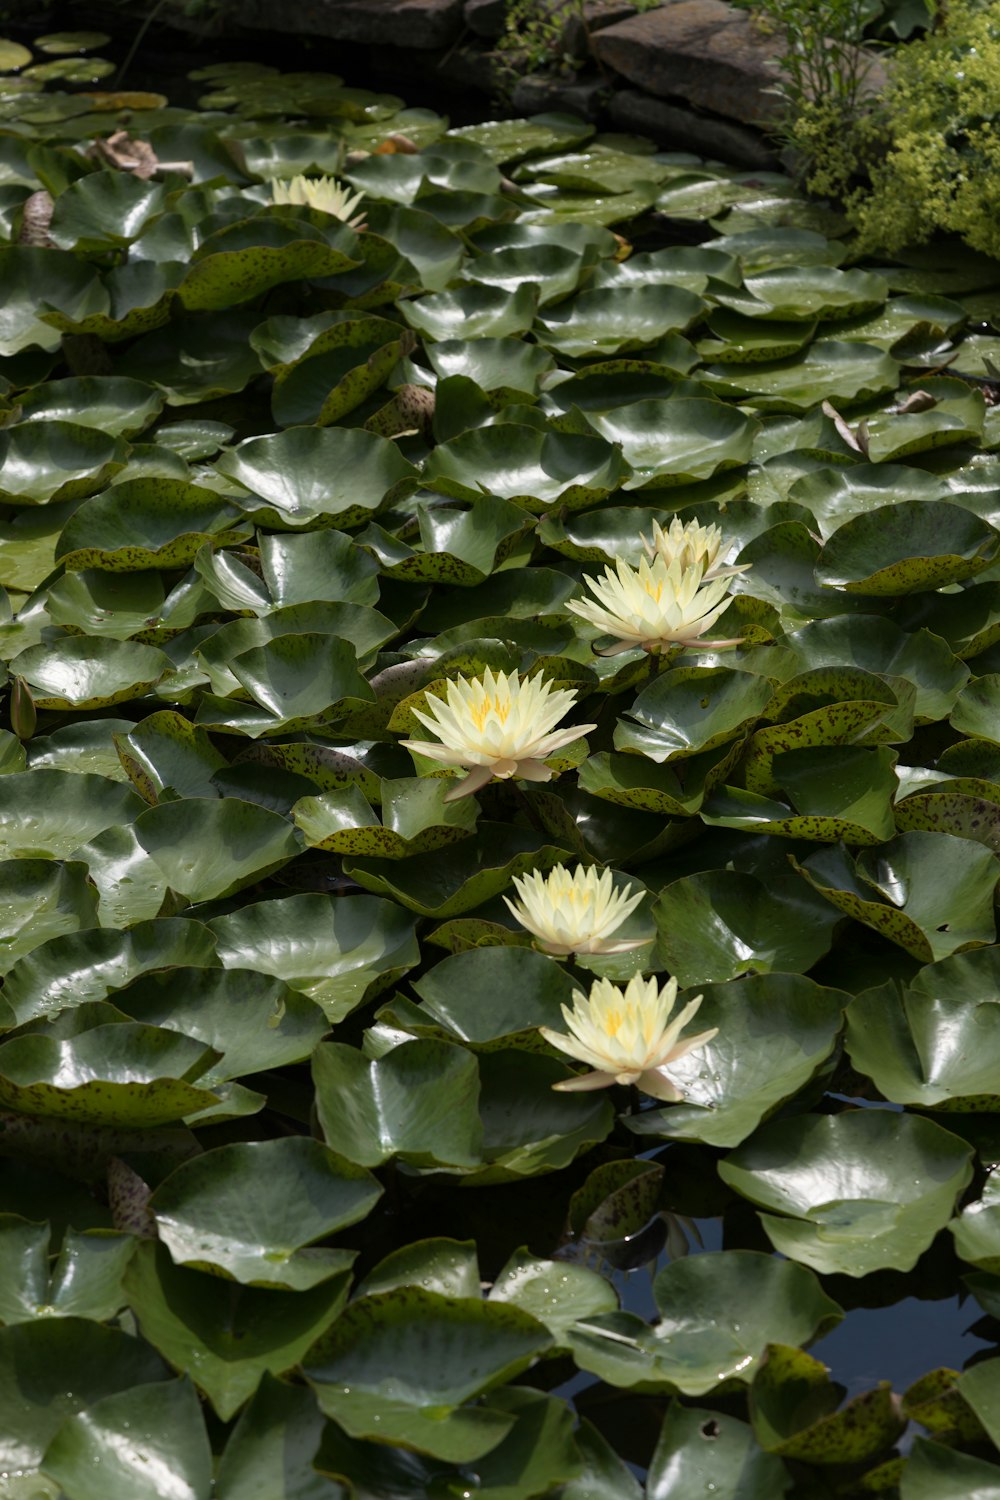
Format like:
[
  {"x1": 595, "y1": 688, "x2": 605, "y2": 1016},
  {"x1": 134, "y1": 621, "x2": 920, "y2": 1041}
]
[
  {"x1": 642, "y1": 516, "x2": 748, "y2": 582},
  {"x1": 540, "y1": 974, "x2": 717, "y2": 1100},
  {"x1": 401, "y1": 668, "x2": 596, "y2": 801},
  {"x1": 270, "y1": 174, "x2": 366, "y2": 226},
  {"x1": 504, "y1": 864, "x2": 646, "y2": 955},
  {"x1": 566, "y1": 554, "x2": 742, "y2": 655}
]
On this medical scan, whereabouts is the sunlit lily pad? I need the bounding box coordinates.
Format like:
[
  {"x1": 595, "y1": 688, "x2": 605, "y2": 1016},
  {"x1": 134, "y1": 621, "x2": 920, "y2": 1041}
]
[
  {"x1": 719, "y1": 1110, "x2": 974, "y2": 1275},
  {"x1": 422, "y1": 423, "x2": 629, "y2": 511},
  {"x1": 56, "y1": 479, "x2": 250, "y2": 572},
  {"x1": 150, "y1": 1138, "x2": 378, "y2": 1288},
  {"x1": 816, "y1": 501, "x2": 1000, "y2": 595},
  {"x1": 566, "y1": 1250, "x2": 841, "y2": 1395},
  {"x1": 628, "y1": 974, "x2": 847, "y2": 1148},
  {"x1": 215, "y1": 425, "x2": 416, "y2": 528},
  {"x1": 208, "y1": 892, "x2": 420, "y2": 1022}
]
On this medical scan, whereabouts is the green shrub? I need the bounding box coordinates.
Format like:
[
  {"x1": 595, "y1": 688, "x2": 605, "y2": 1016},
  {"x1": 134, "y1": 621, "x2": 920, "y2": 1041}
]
[{"x1": 847, "y1": 0, "x2": 1000, "y2": 258}]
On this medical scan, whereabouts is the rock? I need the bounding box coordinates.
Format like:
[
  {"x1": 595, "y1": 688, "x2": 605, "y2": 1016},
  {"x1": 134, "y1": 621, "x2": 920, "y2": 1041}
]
[
  {"x1": 464, "y1": 0, "x2": 508, "y2": 38},
  {"x1": 237, "y1": 0, "x2": 464, "y2": 49},
  {"x1": 609, "y1": 88, "x2": 779, "y2": 169},
  {"x1": 564, "y1": 0, "x2": 637, "y2": 57},
  {"x1": 591, "y1": 0, "x2": 788, "y2": 127},
  {"x1": 510, "y1": 70, "x2": 607, "y2": 118}
]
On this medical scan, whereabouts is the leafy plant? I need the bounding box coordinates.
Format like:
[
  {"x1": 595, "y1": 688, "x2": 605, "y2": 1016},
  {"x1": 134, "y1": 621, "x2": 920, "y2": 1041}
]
[{"x1": 847, "y1": 0, "x2": 1000, "y2": 257}]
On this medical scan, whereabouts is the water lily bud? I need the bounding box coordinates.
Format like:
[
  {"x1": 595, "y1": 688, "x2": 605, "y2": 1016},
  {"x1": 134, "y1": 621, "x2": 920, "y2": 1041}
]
[{"x1": 10, "y1": 676, "x2": 35, "y2": 740}]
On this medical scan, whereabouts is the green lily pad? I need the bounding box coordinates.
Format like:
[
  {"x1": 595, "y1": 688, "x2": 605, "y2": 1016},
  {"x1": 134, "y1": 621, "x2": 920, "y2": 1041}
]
[
  {"x1": 177, "y1": 218, "x2": 359, "y2": 312},
  {"x1": 134, "y1": 798, "x2": 301, "y2": 901},
  {"x1": 10, "y1": 638, "x2": 170, "y2": 709},
  {"x1": 208, "y1": 892, "x2": 420, "y2": 1023},
  {"x1": 648, "y1": 1402, "x2": 791, "y2": 1500},
  {"x1": 150, "y1": 1138, "x2": 378, "y2": 1289},
  {"x1": 784, "y1": 615, "x2": 968, "y2": 721},
  {"x1": 115, "y1": 310, "x2": 265, "y2": 403},
  {"x1": 49, "y1": 172, "x2": 167, "y2": 249},
  {"x1": 0, "y1": 1320, "x2": 166, "y2": 1478},
  {"x1": 56, "y1": 479, "x2": 250, "y2": 572},
  {"x1": 464, "y1": 243, "x2": 596, "y2": 307},
  {"x1": 109, "y1": 967, "x2": 323, "y2": 1091},
  {"x1": 400, "y1": 943, "x2": 578, "y2": 1048},
  {"x1": 867, "y1": 382, "x2": 986, "y2": 464},
  {"x1": 304, "y1": 1286, "x2": 551, "y2": 1460},
  {"x1": 749, "y1": 1343, "x2": 905, "y2": 1465},
  {"x1": 16, "y1": 376, "x2": 163, "y2": 439},
  {"x1": 792, "y1": 831, "x2": 1000, "y2": 961},
  {"x1": 900, "y1": 1437, "x2": 1000, "y2": 1499},
  {"x1": 615, "y1": 667, "x2": 773, "y2": 762},
  {"x1": 0, "y1": 421, "x2": 126, "y2": 505},
  {"x1": 312, "y1": 1037, "x2": 482, "y2": 1169},
  {"x1": 0, "y1": 1218, "x2": 134, "y2": 1325},
  {"x1": 653, "y1": 869, "x2": 841, "y2": 985},
  {"x1": 400, "y1": 282, "x2": 538, "y2": 340},
  {"x1": 268, "y1": 316, "x2": 414, "y2": 427},
  {"x1": 215, "y1": 425, "x2": 416, "y2": 529},
  {"x1": 124, "y1": 1241, "x2": 351, "y2": 1420},
  {"x1": 0, "y1": 769, "x2": 143, "y2": 860},
  {"x1": 213, "y1": 1376, "x2": 330, "y2": 1500},
  {"x1": 846, "y1": 977, "x2": 1000, "y2": 1110},
  {"x1": 566, "y1": 1250, "x2": 841, "y2": 1396},
  {"x1": 699, "y1": 340, "x2": 900, "y2": 412},
  {"x1": 343, "y1": 825, "x2": 571, "y2": 919},
  {"x1": 719, "y1": 1111, "x2": 974, "y2": 1276},
  {"x1": 2, "y1": 916, "x2": 217, "y2": 1025},
  {"x1": 0, "y1": 859, "x2": 98, "y2": 974},
  {"x1": 41, "y1": 1378, "x2": 212, "y2": 1500},
  {"x1": 583, "y1": 398, "x2": 756, "y2": 489},
  {"x1": 293, "y1": 776, "x2": 477, "y2": 857},
  {"x1": 422, "y1": 424, "x2": 629, "y2": 511},
  {"x1": 0, "y1": 1022, "x2": 221, "y2": 1126},
  {"x1": 628, "y1": 974, "x2": 847, "y2": 1148},
  {"x1": 534, "y1": 284, "x2": 704, "y2": 358},
  {"x1": 815, "y1": 501, "x2": 1000, "y2": 595},
  {"x1": 729, "y1": 264, "x2": 888, "y2": 320}
]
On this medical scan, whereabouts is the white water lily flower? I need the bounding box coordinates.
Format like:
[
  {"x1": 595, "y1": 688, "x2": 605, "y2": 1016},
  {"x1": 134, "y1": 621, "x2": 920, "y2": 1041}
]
[
  {"x1": 566, "y1": 554, "x2": 742, "y2": 656},
  {"x1": 540, "y1": 973, "x2": 717, "y2": 1100},
  {"x1": 504, "y1": 863, "x2": 646, "y2": 955},
  {"x1": 642, "y1": 516, "x2": 749, "y2": 582},
  {"x1": 270, "y1": 173, "x2": 366, "y2": 226},
  {"x1": 401, "y1": 668, "x2": 596, "y2": 801}
]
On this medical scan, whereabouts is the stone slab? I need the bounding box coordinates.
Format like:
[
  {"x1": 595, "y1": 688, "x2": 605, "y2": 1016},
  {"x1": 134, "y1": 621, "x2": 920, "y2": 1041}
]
[
  {"x1": 464, "y1": 0, "x2": 508, "y2": 38},
  {"x1": 236, "y1": 0, "x2": 464, "y2": 49},
  {"x1": 592, "y1": 0, "x2": 788, "y2": 127},
  {"x1": 609, "y1": 87, "x2": 779, "y2": 169}
]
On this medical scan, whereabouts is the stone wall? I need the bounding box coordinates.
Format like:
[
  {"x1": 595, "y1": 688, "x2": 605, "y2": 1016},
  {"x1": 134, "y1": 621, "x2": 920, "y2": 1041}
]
[{"x1": 185, "y1": 0, "x2": 886, "y2": 172}]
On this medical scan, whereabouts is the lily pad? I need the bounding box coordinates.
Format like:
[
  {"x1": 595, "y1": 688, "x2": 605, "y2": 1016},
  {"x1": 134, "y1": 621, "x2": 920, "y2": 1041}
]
[
  {"x1": 628, "y1": 974, "x2": 847, "y2": 1148},
  {"x1": 208, "y1": 892, "x2": 420, "y2": 1022},
  {"x1": 815, "y1": 501, "x2": 1000, "y2": 595},
  {"x1": 566, "y1": 1250, "x2": 841, "y2": 1395},
  {"x1": 422, "y1": 423, "x2": 629, "y2": 511},
  {"x1": 719, "y1": 1110, "x2": 974, "y2": 1275},
  {"x1": 150, "y1": 1138, "x2": 378, "y2": 1288},
  {"x1": 653, "y1": 869, "x2": 841, "y2": 985},
  {"x1": 215, "y1": 425, "x2": 416, "y2": 529}
]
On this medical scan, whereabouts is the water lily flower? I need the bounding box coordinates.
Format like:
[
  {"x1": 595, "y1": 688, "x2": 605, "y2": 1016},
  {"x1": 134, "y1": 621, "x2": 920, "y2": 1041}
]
[
  {"x1": 401, "y1": 668, "x2": 596, "y2": 801},
  {"x1": 270, "y1": 173, "x2": 366, "y2": 226},
  {"x1": 540, "y1": 973, "x2": 717, "y2": 1100},
  {"x1": 504, "y1": 863, "x2": 646, "y2": 955},
  {"x1": 566, "y1": 553, "x2": 742, "y2": 655},
  {"x1": 642, "y1": 516, "x2": 749, "y2": 582}
]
